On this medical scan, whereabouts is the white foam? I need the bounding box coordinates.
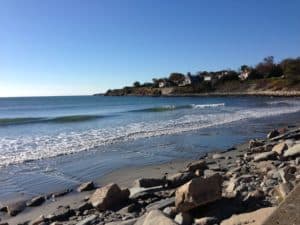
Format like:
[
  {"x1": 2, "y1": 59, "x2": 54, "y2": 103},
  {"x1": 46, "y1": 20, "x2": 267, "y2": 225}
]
[
  {"x1": 191, "y1": 103, "x2": 225, "y2": 108},
  {"x1": 0, "y1": 103, "x2": 300, "y2": 167}
]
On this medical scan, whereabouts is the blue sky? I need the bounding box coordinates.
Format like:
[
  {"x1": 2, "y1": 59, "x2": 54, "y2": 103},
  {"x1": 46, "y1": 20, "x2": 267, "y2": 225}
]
[{"x1": 0, "y1": 0, "x2": 300, "y2": 97}]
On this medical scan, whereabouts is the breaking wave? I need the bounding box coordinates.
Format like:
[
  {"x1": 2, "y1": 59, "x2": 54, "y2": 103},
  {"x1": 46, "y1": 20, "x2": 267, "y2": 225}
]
[
  {"x1": 0, "y1": 103, "x2": 300, "y2": 167},
  {"x1": 0, "y1": 115, "x2": 104, "y2": 126}
]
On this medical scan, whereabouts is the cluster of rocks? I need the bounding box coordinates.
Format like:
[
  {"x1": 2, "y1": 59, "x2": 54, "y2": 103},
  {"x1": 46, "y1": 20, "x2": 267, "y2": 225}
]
[{"x1": 1, "y1": 127, "x2": 299, "y2": 225}]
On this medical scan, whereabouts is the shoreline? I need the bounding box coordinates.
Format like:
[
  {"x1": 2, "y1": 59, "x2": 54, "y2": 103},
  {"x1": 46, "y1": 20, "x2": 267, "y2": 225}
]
[{"x1": 1, "y1": 126, "x2": 300, "y2": 225}]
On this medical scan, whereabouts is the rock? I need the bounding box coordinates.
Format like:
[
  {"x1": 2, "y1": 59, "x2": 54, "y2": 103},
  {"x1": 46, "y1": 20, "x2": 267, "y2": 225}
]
[
  {"x1": 134, "y1": 178, "x2": 165, "y2": 188},
  {"x1": 163, "y1": 207, "x2": 177, "y2": 218},
  {"x1": 174, "y1": 212, "x2": 193, "y2": 225},
  {"x1": 76, "y1": 214, "x2": 97, "y2": 225},
  {"x1": 267, "y1": 129, "x2": 280, "y2": 139},
  {"x1": 142, "y1": 210, "x2": 178, "y2": 225},
  {"x1": 27, "y1": 196, "x2": 45, "y2": 207},
  {"x1": 283, "y1": 144, "x2": 300, "y2": 158},
  {"x1": 249, "y1": 139, "x2": 264, "y2": 149},
  {"x1": 146, "y1": 197, "x2": 174, "y2": 211},
  {"x1": 46, "y1": 206, "x2": 75, "y2": 221},
  {"x1": 175, "y1": 174, "x2": 222, "y2": 212},
  {"x1": 167, "y1": 172, "x2": 195, "y2": 188},
  {"x1": 106, "y1": 218, "x2": 137, "y2": 225},
  {"x1": 225, "y1": 177, "x2": 237, "y2": 194},
  {"x1": 89, "y1": 183, "x2": 129, "y2": 211},
  {"x1": 273, "y1": 182, "x2": 293, "y2": 202},
  {"x1": 31, "y1": 215, "x2": 47, "y2": 225},
  {"x1": 74, "y1": 202, "x2": 93, "y2": 213},
  {"x1": 279, "y1": 166, "x2": 296, "y2": 183},
  {"x1": 253, "y1": 151, "x2": 277, "y2": 162},
  {"x1": 220, "y1": 207, "x2": 276, "y2": 225},
  {"x1": 51, "y1": 189, "x2": 72, "y2": 198},
  {"x1": 212, "y1": 154, "x2": 224, "y2": 160},
  {"x1": 5, "y1": 201, "x2": 26, "y2": 216},
  {"x1": 185, "y1": 160, "x2": 207, "y2": 172},
  {"x1": 272, "y1": 142, "x2": 288, "y2": 155},
  {"x1": 194, "y1": 217, "x2": 218, "y2": 225},
  {"x1": 77, "y1": 181, "x2": 95, "y2": 192}
]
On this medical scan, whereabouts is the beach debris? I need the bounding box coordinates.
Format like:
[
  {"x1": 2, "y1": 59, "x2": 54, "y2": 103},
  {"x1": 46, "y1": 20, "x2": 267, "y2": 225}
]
[
  {"x1": 175, "y1": 174, "x2": 222, "y2": 212},
  {"x1": 89, "y1": 183, "x2": 129, "y2": 211},
  {"x1": 26, "y1": 195, "x2": 45, "y2": 207},
  {"x1": 77, "y1": 181, "x2": 95, "y2": 192}
]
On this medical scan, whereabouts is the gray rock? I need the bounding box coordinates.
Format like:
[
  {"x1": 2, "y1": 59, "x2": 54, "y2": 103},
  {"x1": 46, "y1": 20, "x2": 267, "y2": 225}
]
[
  {"x1": 167, "y1": 172, "x2": 195, "y2": 188},
  {"x1": 77, "y1": 181, "x2": 95, "y2": 192},
  {"x1": 46, "y1": 206, "x2": 75, "y2": 221},
  {"x1": 27, "y1": 196, "x2": 45, "y2": 207},
  {"x1": 163, "y1": 206, "x2": 177, "y2": 218},
  {"x1": 146, "y1": 197, "x2": 175, "y2": 212},
  {"x1": 283, "y1": 144, "x2": 300, "y2": 158},
  {"x1": 76, "y1": 214, "x2": 97, "y2": 225},
  {"x1": 142, "y1": 210, "x2": 178, "y2": 225},
  {"x1": 74, "y1": 202, "x2": 93, "y2": 213},
  {"x1": 212, "y1": 153, "x2": 224, "y2": 160},
  {"x1": 174, "y1": 212, "x2": 193, "y2": 225},
  {"x1": 134, "y1": 178, "x2": 165, "y2": 188},
  {"x1": 254, "y1": 151, "x2": 277, "y2": 162},
  {"x1": 5, "y1": 201, "x2": 26, "y2": 216}
]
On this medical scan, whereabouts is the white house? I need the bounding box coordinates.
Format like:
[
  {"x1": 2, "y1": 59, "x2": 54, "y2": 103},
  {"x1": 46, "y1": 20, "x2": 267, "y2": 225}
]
[
  {"x1": 239, "y1": 71, "x2": 250, "y2": 80},
  {"x1": 203, "y1": 75, "x2": 212, "y2": 81}
]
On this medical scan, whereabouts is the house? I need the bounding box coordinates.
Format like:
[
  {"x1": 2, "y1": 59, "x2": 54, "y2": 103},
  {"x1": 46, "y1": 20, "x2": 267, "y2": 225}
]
[
  {"x1": 158, "y1": 79, "x2": 171, "y2": 88},
  {"x1": 178, "y1": 75, "x2": 202, "y2": 86},
  {"x1": 203, "y1": 74, "x2": 212, "y2": 81},
  {"x1": 239, "y1": 71, "x2": 250, "y2": 80}
]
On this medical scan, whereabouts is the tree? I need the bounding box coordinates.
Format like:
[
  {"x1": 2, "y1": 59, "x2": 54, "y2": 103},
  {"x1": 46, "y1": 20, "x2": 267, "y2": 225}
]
[
  {"x1": 240, "y1": 65, "x2": 250, "y2": 72},
  {"x1": 255, "y1": 56, "x2": 282, "y2": 78},
  {"x1": 133, "y1": 81, "x2": 141, "y2": 87},
  {"x1": 169, "y1": 73, "x2": 185, "y2": 85},
  {"x1": 280, "y1": 57, "x2": 300, "y2": 80}
]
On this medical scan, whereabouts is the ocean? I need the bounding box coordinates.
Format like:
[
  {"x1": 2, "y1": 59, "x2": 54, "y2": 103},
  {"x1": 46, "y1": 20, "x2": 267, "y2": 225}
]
[{"x1": 0, "y1": 95, "x2": 300, "y2": 201}]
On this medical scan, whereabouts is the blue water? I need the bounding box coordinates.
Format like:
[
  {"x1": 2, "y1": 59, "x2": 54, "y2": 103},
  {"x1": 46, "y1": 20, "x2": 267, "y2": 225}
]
[{"x1": 0, "y1": 96, "x2": 300, "y2": 201}]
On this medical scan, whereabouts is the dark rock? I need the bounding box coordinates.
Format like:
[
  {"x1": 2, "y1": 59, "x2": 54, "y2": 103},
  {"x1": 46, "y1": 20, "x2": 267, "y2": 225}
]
[
  {"x1": 76, "y1": 214, "x2": 97, "y2": 225},
  {"x1": 267, "y1": 129, "x2": 280, "y2": 139},
  {"x1": 74, "y1": 202, "x2": 93, "y2": 213},
  {"x1": 51, "y1": 189, "x2": 72, "y2": 198},
  {"x1": 185, "y1": 160, "x2": 207, "y2": 172},
  {"x1": 5, "y1": 201, "x2": 26, "y2": 216},
  {"x1": 77, "y1": 181, "x2": 95, "y2": 192},
  {"x1": 134, "y1": 178, "x2": 165, "y2": 188},
  {"x1": 26, "y1": 195, "x2": 45, "y2": 207},
  {"x1": 46, "y1": 206, "x2": 75, "y2": 221},
  {"x1": 145, "y1": 197, "x2": 174, "y2": 211}
]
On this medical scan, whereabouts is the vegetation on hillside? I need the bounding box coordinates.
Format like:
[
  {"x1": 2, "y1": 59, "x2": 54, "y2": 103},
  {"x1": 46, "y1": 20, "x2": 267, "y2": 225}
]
[{"x1": 104, "y1": 56, "x2": 300, "y2": 96}]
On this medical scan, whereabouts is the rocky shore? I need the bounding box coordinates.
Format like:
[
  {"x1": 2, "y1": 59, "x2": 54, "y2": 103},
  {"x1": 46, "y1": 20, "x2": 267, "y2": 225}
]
[{"x1": 1, "y1": 126, "x2": 300, "y2": 225}]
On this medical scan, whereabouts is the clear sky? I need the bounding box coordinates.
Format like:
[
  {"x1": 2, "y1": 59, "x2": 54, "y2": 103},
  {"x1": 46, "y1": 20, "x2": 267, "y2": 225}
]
[{"x1": 1, "y1": 0, "x2": 300, "y2": 97}]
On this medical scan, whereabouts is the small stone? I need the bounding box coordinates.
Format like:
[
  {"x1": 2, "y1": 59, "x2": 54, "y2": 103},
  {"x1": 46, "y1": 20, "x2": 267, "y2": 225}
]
[
  {"x1": 163, "y1": 206, "x2": 177, "y2": 218},
  {"x1": 174, "y1": 212, "x2": 193, "y2": 225}
]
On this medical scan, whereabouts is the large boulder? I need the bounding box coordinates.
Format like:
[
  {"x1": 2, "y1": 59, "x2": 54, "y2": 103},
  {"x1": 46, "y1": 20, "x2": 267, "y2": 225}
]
[
  {"x1": 283, "y1": 144, "x2": 300, "y2": 158},
  {"x1": 175, "y1": 174, "x2": 222, "y2": 212},
  {"x1": 26, "y1": 195, "x2": 45, "y2": 207},
  {"x1": 4, "y1": 201, "x2": 26, "y2": 216},
  {"x1": 89, "y1": 183, "x2": 129, "y2": 211},
  {"x1": 142, "y1": 209, "x2": 178, "y2": 225}
]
